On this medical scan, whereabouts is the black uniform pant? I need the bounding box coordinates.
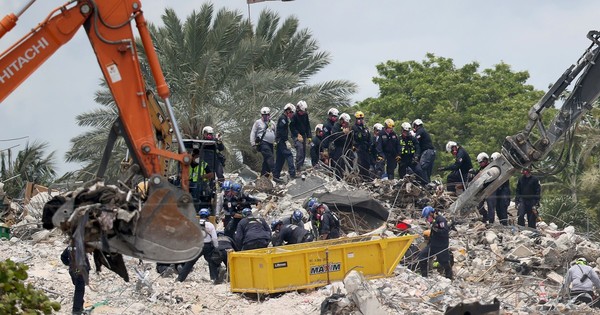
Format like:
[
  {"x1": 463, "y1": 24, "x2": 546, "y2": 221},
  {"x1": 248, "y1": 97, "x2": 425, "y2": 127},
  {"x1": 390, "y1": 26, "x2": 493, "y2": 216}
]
[
  {"x1": 517, "y1": 202, "x2": 537, "y2": 229},
  {"x1": 242, "y1": 239, "x2": 269, "y2": 251},
  {"x1": 177, "y1": 243, "x2": 218, "y2": 282},
  {"x1": 496, "y1": 197, "x2": 509, "y2": 226},
  {"x1": 294, "y1": 139, "x2": 307, "y2": 171},
  {"x1": 418, "y1": 244, "x2": 452, "y2": 279},
  {"x1": 69, "y1": 271, "x2": 86, "y2": 314},
  {"x1": 384, "y1": 154, "x2": 397, "y2": 180},
  {"x1": 274, "y1": 141, "x2": 296, "y2": 179},
  {"x1": 259, "y1": 141, "x2": 274, "y2": 176},
  {"x1": 419, "y1": 149, "x2": 436, "y2": 184},
  {"x1": 356, "y1": 149, "x2": 371, "y2": 180}
]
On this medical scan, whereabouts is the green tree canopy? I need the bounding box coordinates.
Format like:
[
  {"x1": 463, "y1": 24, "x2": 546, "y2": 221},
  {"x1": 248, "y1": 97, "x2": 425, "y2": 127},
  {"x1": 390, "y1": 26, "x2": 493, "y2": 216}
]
[
  {"x1": 65, "y1": 4, "x2": 356, "y2": 180},
  {"x1": 359, "y1": 53, "x2": 544, "y2": 167}
]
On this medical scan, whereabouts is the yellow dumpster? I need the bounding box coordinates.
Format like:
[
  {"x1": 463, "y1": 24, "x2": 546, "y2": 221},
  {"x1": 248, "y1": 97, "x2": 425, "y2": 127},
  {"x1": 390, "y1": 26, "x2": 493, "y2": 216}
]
[{"x1": 228, "y1": 234, "x2": 416, "y2": 294}]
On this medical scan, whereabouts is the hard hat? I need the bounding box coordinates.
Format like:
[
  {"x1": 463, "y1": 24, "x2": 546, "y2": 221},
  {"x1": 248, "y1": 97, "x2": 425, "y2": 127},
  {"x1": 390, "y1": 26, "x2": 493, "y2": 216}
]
[
  {"x1": 260, "y1": 107, "x2": 271, "y2": 115},
  {"x1": 576, "y1": 257, "x2": 588, "y2": 265},
  {"x1": 491, "y1": 152, "x2": 501, "y2": 161},
  {"x1": 202, "y1": 126, "x2": 214, "y2": 134},
  {"x1": 401, "y1": 122, "x2": 411, "y2": 131},
  {"x1": 242, "y1": 208, "x2": 253, "y2": 217},
  {"x1": 309, "y1": 202, "x2": 321, "y2": 214},
  {"x1": 315, "y1": 123, "x2": 324, "y2": 133},
  {"x1": 384, "y1": 118, "x2": 395, "y2": 128},
  {"x1": 292, "y1": 210, "x2": 304, "y2": 222},
  {"x1": 477, "y1": 152, "x2": 489, "y2": 163},
  {"x1": 307, "y1": 197, "x2": 318, "y2": 209},
  {"x1": 339, "y1": 113, "x2": 351, "y2": 122},
  {"x1": 422, "y1": 206, "x2": 435, "y2": 218},
  {"x1": 232, "y1": 183, "x2": 242, "y2": 193},
  {"x1": 328, "y1": 108, "x2": 339, "y2": 116},
  {"x1": 284, "y1": 103, "x2": 296, "y2": 112},
  {"x1": 445, "y1": 141, "x2": 458, "y2": 153},
  {"x1": 373, "y1": 123, "x2": 384, "y2": 131},
  {"x1": 297, "y1": 100, "x2": 308, "y2": 111},
  {"x1": 355, "y1": 111, "x2": 365, "y2": 119},
  {"x1": 198, "y1": 208, "x2": 210, "y2": 218},
  {"x1": 222, "y1": 180, "x2": 232, "y2": 191},
  {"x1": 413, "y1": 119, "x2": 423, "y2": 127},
  {"x1": 271, "y1": 219, "x2": 283, "y2": 230}
]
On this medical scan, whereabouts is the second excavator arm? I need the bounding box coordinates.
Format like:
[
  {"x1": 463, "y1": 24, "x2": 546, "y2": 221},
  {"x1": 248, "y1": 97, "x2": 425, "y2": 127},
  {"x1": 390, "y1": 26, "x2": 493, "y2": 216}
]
[{"x1": 449, "y1": 30, "x2": 600, "y2": 215}]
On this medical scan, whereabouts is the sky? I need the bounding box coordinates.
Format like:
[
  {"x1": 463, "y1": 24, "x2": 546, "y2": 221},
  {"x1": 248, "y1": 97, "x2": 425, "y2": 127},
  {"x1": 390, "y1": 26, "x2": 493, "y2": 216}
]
[{"x1": 2, "y1": 0, "x2": 600, "y2": 175}]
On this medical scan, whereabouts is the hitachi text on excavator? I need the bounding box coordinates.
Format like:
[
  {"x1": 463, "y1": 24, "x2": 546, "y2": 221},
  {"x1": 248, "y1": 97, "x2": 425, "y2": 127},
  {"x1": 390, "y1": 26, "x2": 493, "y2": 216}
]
[{"x1": 1, "y1": 0, "x2": 204, "y2": 268}]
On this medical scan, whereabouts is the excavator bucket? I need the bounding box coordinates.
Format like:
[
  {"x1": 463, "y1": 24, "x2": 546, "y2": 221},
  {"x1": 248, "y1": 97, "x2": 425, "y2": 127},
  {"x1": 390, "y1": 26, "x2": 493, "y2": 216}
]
[
  {"x1": 103, "y1": 176, "x2": 204, "y2": 263},
  {"x1": 45, "y1": 175, "x2": 203, "y2": 264}
]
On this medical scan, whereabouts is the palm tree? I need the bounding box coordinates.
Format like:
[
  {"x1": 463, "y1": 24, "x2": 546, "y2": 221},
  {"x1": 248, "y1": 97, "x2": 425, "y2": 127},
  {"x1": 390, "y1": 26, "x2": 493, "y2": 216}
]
[
  {"x1": 66, "y1": 4, "x2": 356, "y2": 177},
  {"x1": 0, "y1": 141, "x2": 57, "y2": 198}
]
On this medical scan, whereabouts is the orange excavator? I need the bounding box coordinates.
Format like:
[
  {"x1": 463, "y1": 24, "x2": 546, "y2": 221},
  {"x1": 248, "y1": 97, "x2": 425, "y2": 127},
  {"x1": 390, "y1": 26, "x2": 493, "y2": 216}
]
[{"x1": 0, "y1": 1, "x2": 203, "y2": 265}]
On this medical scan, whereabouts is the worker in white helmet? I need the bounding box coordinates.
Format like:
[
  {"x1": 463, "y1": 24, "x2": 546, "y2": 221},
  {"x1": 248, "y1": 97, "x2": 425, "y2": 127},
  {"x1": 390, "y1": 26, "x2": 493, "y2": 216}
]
[
  {"x1": 438, "y1": 141, "x2": 473, "y2": 192},
  {"x1": 412, "y1": 119, "x2": 436, "y2": 184}
]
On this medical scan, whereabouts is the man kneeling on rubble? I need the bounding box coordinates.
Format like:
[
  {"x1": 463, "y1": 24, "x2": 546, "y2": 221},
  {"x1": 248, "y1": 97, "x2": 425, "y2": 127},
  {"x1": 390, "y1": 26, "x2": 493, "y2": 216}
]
[
  {"x1": 564, "y1": 257, "x2": 600, "y2": 307},
  {"x1": 419, "y1": 206, "x2": 452, "y2": 279}
]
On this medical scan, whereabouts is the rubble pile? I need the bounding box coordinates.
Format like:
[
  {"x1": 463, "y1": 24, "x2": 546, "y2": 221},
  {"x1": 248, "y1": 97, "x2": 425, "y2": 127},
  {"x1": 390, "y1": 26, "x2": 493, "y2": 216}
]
[{"x1": 1, "y1": 174, "x2": 600, "y2": 314}]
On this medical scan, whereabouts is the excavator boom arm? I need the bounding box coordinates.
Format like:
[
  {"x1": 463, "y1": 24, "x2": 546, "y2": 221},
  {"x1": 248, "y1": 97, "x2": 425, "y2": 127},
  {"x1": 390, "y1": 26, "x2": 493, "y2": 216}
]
[
  {"x1": 0, "y1": 0, "x2": 202, "y2": 263},
  {"x1": 449, "y1": 31, "x2": 600, "y2": 214}
]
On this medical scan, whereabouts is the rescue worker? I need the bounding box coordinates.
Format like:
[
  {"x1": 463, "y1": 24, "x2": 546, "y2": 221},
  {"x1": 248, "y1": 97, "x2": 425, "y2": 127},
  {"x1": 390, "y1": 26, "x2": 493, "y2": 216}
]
[
  {"x1": 315, "y1": 203, "x2": 341, "y2": 240},
  {"x1": 290, "y1": 100, "x2": 311, "y2": 172},
  {"x1": 418, "y1": 206, "x2": 452, "y2": 279},
  {"x1": 515, "y1": 168, "x2": 541, "y2": 229},
  {"x1": 438, "y1": 141, "x2": 473, "y2": 192},
  {"x1": 274, "y1": 103, "x2": 297, "y2": 181},
  {"x1": 564, "y1": 257, "x2": 600, "y2": 307},
  {"x1": 234, "y1": 208, "x2": 272, "y2": 250},
  {"x1": 370, "y1": 123, "x2": 385, "y2": 178},
  {"x1": 250, "y1": 107, "x2": 276, "y2": 177},
  {"x1": 215, "y1": 231, "x2": 238, "y2": 280},
  {"x1": 61, "y1": 244, "x2": 90, "y2": 315},
  {"x1": 490, "y1": 152, "x2": 510, "y2": 225},
  {"x1": 223, "y1": 183, "x2": 260, "y2": 238},
  {"x1": 376, "y1": 119, "x2": 401, "y2": 180},
  {"x1": 201, "y1": 126, "x2": 226, "y2": 182},
  {"x1": 475, "y1": 152, "x2": 496, "y2": 223},
  {"x1": 322, "y1": 108, "x2": 339, "y2": 141},
  {"x1": 220, "y1": 180, "x2": 235, "y2": 229},
  {"x1": 189, "y1": 148, "x2": 214, "y2": 212},
  {"x1": 352, "y1": 111, "x2": 372, "y2": 180},
  {"x1": 413, "y1": 119, "x2": 436, "y2": 184},
  {"x1": 281, "y1": 209, "x2": 305, "y2": 226},
  {"x1": 398, "y1": 122, "x2": 421, "y2": 178},
  {"x1": 177, "y1": 208, "x2": 220, "y2": 282},
  {"x1": 329, "y1": 113, "x2": 353, "y2": 180},
  {"x1": 310, "y1": 124, "x2": 326, "y2": 167},
  {"x1": 272, "y1": 220, "x2": 314, "y2": 246}
]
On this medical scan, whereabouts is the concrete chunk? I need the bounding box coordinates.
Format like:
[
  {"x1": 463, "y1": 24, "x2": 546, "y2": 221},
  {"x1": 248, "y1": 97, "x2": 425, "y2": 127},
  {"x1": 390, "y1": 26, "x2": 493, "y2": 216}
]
[{"x1": 511, "y1": 244, "x2": 534, "y2": 258}]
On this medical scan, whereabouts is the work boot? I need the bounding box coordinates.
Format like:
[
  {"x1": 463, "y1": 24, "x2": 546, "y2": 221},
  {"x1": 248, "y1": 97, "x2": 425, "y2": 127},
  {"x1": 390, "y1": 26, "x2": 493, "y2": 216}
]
[
  {"x1": 444, "y1": 265, "x2": 453, "y2": 280},
  {"x1": 214, "y1": 266, "x2": 227, "y2": 284}
]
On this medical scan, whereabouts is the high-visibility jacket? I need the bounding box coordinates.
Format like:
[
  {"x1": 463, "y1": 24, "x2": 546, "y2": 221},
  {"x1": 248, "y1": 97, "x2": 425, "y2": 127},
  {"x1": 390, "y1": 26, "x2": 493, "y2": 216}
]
[{"x1": 189, "y1": 161, "x2": 209, "y2": 183}]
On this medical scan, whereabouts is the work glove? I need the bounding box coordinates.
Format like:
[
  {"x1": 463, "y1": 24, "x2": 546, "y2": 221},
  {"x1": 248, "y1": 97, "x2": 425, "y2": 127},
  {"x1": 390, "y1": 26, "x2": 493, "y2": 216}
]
[
  {"x1": 297, "y1": 134, "x2": 303, "y2": 142},
  {"x1": 423, "y1": 229, "x2": 431, "y2": 238},
  {"x1": 376, "y1": 156, "x2": 384, "y2": 162},
  {"x1": 395, "y1": 155, "x2": 401, "y2": 162},
  {"x1": 307, "y1": 137, "x2": 312, "y2": 143}
]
